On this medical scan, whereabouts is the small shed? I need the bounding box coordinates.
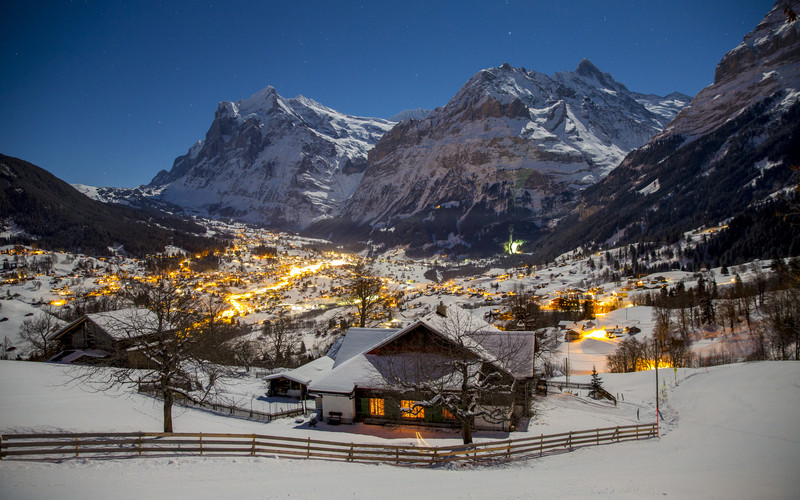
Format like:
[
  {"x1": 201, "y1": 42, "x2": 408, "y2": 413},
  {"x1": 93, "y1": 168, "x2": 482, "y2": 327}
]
[
  {"x1": 264, "y1": 355, "x2": 335, "y2": 399},
  {"x1": 625, "y1": 326, "x2": 642, "y2": 336}
]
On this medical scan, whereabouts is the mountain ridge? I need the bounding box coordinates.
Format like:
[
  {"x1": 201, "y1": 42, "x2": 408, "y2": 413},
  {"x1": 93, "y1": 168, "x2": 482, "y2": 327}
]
[
  {"x1": 330, "y1": 59, "x2": 688, "y2": 252},
  {"x1": 0, "y1": 154, "x2": 222, "y2": 257},
  {"x1": 537, "y1": 0, "x2": 800, "y2": 263},
  {"x1": 145, "y1": 86, "x2": 396, "y2": 229}
]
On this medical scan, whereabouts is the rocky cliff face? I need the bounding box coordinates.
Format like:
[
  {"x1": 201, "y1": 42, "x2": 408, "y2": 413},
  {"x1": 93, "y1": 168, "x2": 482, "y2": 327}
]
[
  {"x1": 541, "y1": 0, "x2": 800, "y2": 259},
  {"x1": 657, "y1": 0, "x2": 800, "y2": 141},
  {"x1": 148, "y1": 87, "x2": 395, "y2": 229},
  {"x1": 338, "y1": 61, "x2": 687, "y2": 250}
]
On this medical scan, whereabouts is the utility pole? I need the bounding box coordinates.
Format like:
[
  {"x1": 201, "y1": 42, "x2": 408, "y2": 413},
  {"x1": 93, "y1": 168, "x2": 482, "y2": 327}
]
[
  {"x1": 566, "y1": 336, "x2": 570, "y2": 385},
  {"x1": 654, "y1": 335, "x2": 660, "y2": 438}
]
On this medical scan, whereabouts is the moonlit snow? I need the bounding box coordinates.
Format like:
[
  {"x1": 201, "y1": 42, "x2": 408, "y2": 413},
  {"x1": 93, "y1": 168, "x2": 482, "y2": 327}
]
[{"x1": 1, "y1": 359, "x2": 797, "y2": 499}]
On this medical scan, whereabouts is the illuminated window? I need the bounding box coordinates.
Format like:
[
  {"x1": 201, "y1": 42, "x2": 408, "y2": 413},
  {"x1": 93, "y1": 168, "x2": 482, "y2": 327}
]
[
  {"x1": 401, "y1": 400, "x2": 424, "y2": 419},
  {"x1": 369, "y1": 398, "x2": 385, "y2": 416},
  {"x1": 442, "y1": 407, "x2": 454, "y2": 420}
]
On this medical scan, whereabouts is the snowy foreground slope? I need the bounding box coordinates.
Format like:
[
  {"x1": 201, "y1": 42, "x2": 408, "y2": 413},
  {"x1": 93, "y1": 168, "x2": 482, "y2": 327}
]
[{"x1": 1, "y1": 360, "x2": 799, "y2": 499}]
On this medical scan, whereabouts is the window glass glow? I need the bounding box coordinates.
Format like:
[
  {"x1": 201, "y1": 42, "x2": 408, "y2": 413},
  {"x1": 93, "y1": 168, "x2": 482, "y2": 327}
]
[
  {"x1": 401, "y1": 400, "x2": 424, "y2": 419},
  {"x1": 369, "y1": 398, "x2": 384, "y2": 416}
]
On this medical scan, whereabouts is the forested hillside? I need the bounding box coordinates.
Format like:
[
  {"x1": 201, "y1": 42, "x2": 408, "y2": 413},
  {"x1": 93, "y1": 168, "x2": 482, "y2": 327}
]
[{"x1": 0, "y1": 155, "x2": 224, "y2": 256}]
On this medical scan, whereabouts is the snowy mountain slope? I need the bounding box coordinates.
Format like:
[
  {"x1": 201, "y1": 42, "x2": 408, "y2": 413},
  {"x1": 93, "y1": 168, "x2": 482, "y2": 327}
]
[
  {"x1": 543, "y1": 0, "x2": 800, "y2": 258},
  {"x1": 660, "y1": 1, "x2": 800, "y2": 141},
  {"x1": 71, "y1": 183, "x2": 181, "y2": 213},
  {"x1": 147, "y1": 87, "x2": 396, "y2": 229},
  {"x1": 336, "y1": 61, "x2": 687, "y2": 251}
]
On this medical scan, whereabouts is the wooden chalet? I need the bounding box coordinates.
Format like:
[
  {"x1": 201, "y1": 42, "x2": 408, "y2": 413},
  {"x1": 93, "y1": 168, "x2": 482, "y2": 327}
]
[
  {"x1": 307, "y1": 305, "x2": 536, "y2": 431},
  {"x1": 48, "y1": 308, "x2": 170, "y2": 367}
]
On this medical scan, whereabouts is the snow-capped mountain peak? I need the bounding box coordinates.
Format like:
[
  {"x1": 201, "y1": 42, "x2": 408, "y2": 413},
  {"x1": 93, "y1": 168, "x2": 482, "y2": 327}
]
[
  {"x1": 336, "y1": 61, "x2": 688, "y2": 251},
  {"x1": 148, "y1": 85, "x2": 396, "y2": 229}
]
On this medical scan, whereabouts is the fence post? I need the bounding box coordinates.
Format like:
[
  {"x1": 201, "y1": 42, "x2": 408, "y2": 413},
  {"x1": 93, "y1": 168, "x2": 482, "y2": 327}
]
[
  {"x1": 306, "y1": 437, "x2": 310, "y2": 459},
  {"x1": 251, "y1": 434, "x2": 256, "y2": 456},
  {"x1": 348, "y1": 443, "x2": 354, "y2": 462},
  {"x1": 596, "y1": 428, "x2": 599, "y2": 445},
  {"x1": 616, "y1": 426, "x2": 620, "y2": 442},
  {"x1": 432, "y1": 448, "x2": 438, "y2": 465},
  {"x1": 567, "y1": 431, "x2": 572, "y2": 450},
  {"x1": 0, "y1": 434, "x2": 3, "y2": 460},
  {"x1": 199, "y1": 433, "x2": 203, "y2": 456},
  {"x1": 396, "y1": 448, "x2": 399, "y2": 465},
  {"x1": 138, "y1": 434, "x2": 142, "y2": 456},
  {"x1": 539, "y1": 433, "x2": 543, "y2": 457},
  {"x1": 506, "y1": 441, "x2": 511, "y2": 459},
  {"x1": 75, "y1": 436, "x2": 79, "y2": 457}
]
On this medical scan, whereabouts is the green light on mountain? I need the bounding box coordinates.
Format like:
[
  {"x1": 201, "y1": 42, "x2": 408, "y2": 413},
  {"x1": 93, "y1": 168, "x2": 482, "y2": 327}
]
[{"x1": 503, "y1": 228, "x2": 524, "y2": 255}]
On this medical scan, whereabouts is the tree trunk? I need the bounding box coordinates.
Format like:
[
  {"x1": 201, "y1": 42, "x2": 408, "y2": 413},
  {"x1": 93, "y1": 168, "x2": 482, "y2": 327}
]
[
  {"x1": 461, "y1": 420, "x2": 473, "y2": 444},
  {"x1": 163, "y1": 390, "x2": 174, "y2": 433}
]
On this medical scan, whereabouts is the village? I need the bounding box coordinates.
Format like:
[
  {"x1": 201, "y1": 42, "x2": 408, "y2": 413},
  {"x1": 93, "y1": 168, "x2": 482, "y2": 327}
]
[
  {"x1": 0, "y1": 218, "x2": 778, "y2": 431},
  {"x1": 1, "y1": 228, "x2": 796, "y2": 497}
]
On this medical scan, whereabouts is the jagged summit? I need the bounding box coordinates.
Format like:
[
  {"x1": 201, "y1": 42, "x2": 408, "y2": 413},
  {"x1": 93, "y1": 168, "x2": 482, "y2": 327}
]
[
  {"x1": 659, "y1": 0, "x2": 800, "y2": 141},
  {"x1": 338, "y1": 61, "x2": 688, "y2": 250},
  {"x1": 573, "y1": 59, "x2": 617, "y2": 88},
  {"x1": 148, "y1": 85, "x2": 395, "y2": 228},
  {"x1": 545, "y1": 0, "x2": 800, "y2": 259}
]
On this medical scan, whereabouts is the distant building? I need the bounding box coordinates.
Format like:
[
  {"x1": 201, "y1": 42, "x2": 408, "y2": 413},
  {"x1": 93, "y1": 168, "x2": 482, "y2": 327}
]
[{"x1": 48, "y1": 308, "x2": 169, "y2": 367}]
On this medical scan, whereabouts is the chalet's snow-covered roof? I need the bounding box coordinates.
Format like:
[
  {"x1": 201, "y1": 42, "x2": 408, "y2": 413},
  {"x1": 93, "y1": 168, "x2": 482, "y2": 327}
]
[
  {"x1": 309, "y1": 354, "x2": 378, "y2": 394},
  {"x1": 86, "y1": 308, "x2": 169, "y2": 340},
  {"x1": 51, "y1": 308, "x2": 172, "y2": 342},
  {"x1": 332, "y1": 328, "x2": 400, "y2": 369},
  {"x1": 264, "y1": 355, "x2": 335, "y2": 386},
  {"x1": 308, "y1": 328, "x2": 401, "y2": 394}
]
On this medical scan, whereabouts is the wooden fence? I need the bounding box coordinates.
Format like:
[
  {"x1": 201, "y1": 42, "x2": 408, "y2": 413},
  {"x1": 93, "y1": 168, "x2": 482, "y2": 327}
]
[
  {"x1": 546, "y1": 380, "x2": 593, "y2": 391},
  {"x1": 0, "y1": 423, "x2": 656, "y2": 466},
  {"x1": 138, "y1": 387, "x2": 305, "y2": 423},
  {"x1": 545, "y1": 381, "x2": 617, "y2": 404}
]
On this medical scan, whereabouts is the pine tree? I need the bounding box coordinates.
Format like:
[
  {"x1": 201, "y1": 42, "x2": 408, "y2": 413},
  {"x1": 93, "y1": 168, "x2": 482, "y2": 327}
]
[{"x1": 589, "y1": 365, "x2": 604, "y2": 399}]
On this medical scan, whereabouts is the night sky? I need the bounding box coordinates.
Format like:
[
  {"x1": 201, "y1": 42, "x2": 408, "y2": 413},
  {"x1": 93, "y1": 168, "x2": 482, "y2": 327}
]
[{"x1": 1, "y1": 0, "x2": 771, "y2": 188}]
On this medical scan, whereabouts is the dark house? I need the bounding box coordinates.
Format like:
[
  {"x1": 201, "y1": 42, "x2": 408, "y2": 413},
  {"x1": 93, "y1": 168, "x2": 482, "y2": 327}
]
[{"x1": 48, "y1": 308, "x2": 169, "y2": 367}]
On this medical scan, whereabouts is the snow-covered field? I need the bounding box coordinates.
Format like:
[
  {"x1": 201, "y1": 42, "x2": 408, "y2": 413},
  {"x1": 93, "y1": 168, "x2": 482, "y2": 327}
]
[{"x1": 1, "y1": 359, "x2": 798, "y2": 499}]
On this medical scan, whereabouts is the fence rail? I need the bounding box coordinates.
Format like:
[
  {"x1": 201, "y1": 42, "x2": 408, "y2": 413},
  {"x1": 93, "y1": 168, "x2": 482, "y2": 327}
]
[
  {"x1": 545, "y1": 381, "x2": 617, "y2": 404},
  {"x1": 0, "y1": 423, "x2": 656, "y2": 466},
  {"x1": 546, "y1": 380, "x2": 593, "y2": 390}
]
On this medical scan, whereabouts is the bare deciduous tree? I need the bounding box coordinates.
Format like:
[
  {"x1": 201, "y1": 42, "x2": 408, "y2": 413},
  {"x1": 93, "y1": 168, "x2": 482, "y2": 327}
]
[
  {"x1": 229, "y1": 334, "x2": 266, "y2": 372},
  {"x1": 502, "y1": 287, "x2": 558, "y2": 376},
  {"x1": 18, "y1": 306, "x2": 61, "y2": 359},
  {"x1": 347, "y1": 260, "x2": 385, "y2": 328},
  {"x1": 260, "y1": 316, "x2": 301, "y2": 368},
  {"x1": 73, "y1": 277, "x2": 238, "y2": 432}
]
